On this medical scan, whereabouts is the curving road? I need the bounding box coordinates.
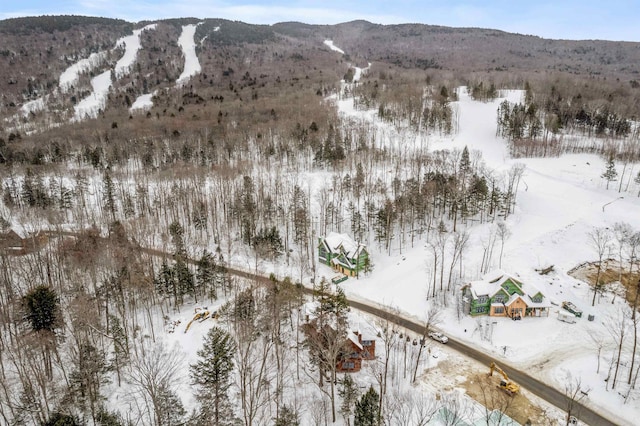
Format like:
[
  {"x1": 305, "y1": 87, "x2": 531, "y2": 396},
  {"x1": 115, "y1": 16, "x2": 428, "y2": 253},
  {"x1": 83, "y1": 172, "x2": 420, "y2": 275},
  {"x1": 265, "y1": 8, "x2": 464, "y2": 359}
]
[
  {"x1": 343, "y1": 298, "x2": 617, "y2": 426},
  {"x1": 210, "y1": 261, "x2": 618, "y2": 426},
  {"x1": 47, "y1": 230, "x2": 619, "y2": 426}
]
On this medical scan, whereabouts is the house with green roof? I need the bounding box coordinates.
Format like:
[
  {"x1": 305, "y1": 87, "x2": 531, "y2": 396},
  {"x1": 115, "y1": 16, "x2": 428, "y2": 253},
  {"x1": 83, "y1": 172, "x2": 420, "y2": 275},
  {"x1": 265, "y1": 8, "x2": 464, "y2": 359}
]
[
  {"x1": 461, "y1": 270, "x2": 550, "y2": 318},
  {"x1": 318, "y1": 232, "x2": 369, "y2": 277}
]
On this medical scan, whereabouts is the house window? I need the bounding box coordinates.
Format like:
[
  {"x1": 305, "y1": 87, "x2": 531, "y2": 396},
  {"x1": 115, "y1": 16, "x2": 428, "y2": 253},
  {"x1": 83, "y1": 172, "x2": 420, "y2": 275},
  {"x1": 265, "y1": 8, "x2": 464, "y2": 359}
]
[
  {"x1": 478, "y1": 296, "x2": 488, "y2": 304},
  {"x1": 494, "y1": 307, "x2": 504, "y2": 314},
  {"x1": 475, "y1": 306, "x2": 487, "y2": 314},
  {"x1": 532, "y1": 296, "x2": 543, "y2": 303},
  {"x1": 362, "y1": 340, "x2": 372, "y2": 346},
  {"x1": 343, "y1": 361, "x2": 355, "y2": 369},
  {"x1": 494, "y1": 295, "x2": 504, "y2": 303}
]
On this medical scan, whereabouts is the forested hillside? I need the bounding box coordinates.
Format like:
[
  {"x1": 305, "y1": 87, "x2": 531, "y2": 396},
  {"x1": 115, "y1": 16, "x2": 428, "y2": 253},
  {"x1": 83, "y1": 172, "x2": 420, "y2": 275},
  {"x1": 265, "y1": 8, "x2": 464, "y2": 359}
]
[{"x1": 1, "y1": 15, "x2": 640, "y2": 426}]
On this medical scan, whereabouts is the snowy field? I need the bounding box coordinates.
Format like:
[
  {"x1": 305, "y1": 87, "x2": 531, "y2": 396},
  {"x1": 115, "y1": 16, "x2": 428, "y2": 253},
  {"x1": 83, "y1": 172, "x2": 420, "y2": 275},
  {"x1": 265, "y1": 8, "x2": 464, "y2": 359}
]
[
  {"x1": 6, "y1": 35, "x2": 640, "y2": 425},
  {"x1": 275, "y1": 40, "x2": 640, "y2": 424},
  {"x1": 323, "y1": 80, "x2": 640, "y2": 423},
  {"x1": 133, "y1": 63, "x2": 640, "y2": 423},
  {"x1": 324, "y1": 39, "x2": 345, "y2": 55}
]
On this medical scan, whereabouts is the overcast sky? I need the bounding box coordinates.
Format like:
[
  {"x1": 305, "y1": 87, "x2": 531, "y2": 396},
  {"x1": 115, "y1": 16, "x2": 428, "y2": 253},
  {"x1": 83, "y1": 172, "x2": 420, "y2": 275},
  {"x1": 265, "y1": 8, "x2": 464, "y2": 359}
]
[{"x1": 1, "y1": 0, "x2": 638, "y2": 42}]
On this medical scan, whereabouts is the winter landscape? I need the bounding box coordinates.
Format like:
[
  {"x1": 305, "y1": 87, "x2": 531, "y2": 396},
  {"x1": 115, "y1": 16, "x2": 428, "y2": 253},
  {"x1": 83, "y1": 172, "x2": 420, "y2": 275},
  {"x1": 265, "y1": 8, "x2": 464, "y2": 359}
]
[{"x1": 0, "y1": 7, "x2": 640, "y2": 426}]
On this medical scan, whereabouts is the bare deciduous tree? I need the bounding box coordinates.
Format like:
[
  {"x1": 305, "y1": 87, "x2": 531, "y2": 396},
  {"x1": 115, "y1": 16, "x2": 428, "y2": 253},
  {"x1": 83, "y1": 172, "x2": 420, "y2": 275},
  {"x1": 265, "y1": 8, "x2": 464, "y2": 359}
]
[
  {"x1": 126, "y1": 340, "x2": 185, "y2": 426},
  {"x1": 384, "y1": 389, "x2": 439, "y2": 426},
  {"x1": 604, "y1": 306, "x2": 631, "y2": 390},
  {"x1": 588, "y1": 227, "x2": 612, "y2": 306},
  {"x1": 412, "y1": 307, "x2": 442, "y2": 383},
  {"x1": 563, "y1": 375, "x2": 589, "y2": 426}
]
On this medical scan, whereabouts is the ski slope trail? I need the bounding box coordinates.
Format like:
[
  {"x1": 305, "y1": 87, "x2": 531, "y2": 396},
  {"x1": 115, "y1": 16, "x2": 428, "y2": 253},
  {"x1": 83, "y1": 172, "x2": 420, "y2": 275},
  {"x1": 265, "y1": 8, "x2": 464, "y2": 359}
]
[
  {"x1": 115, "y1": 24, "x2": 157, "y2": 78},
  {"x1": 176, "y1": 23, "x2": 202, "y2": 86}
]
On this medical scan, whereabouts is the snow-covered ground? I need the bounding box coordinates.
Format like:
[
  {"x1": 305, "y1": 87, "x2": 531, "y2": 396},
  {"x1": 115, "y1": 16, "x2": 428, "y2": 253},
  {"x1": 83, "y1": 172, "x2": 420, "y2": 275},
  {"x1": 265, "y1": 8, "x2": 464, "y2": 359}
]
[
  {"x1": 352, "y1": 62, "x2": 370, "y2": 83},
  {"x1": 70, "y1": 24, "x2": 157, "y2": 121},
  {"x1": 176, "y1": 23, "x2": 202, "y2": 87},
  {"x1": 324, "y1": 39, "x2": 345, "y2": 54},
  {"x1": 59, "y1": 23, "x2": 156, "y2": 93},
  {"x1": 59, "y1": 51, "x2": 106, "y2": 92},
  {"x1": 323, "y1": 85, "x2": 640, "y2": 425},
  {"x1": 72, "y1": 70, "x2": 112, "y2": 121},
  {"x1": 114, "y1": 24, "x2": 157, "y2": 78},
  {"x1": 6, "y1": 34, "x2": 639, "y2": 424},
  {"x1": 20, "y1": 96, "x2": 47, "y2": 116},
  {"x1": 322, "y1": 40, "x2": 369, "y2": 83},
  {"x1": 130, "y1": 92, "x2": 155, "y2": 112}
]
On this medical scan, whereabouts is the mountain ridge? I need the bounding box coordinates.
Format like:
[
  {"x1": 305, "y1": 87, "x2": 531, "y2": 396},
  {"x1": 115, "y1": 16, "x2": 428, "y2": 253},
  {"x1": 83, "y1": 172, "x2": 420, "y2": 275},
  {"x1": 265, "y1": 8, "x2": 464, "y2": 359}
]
[{"x1": 1, "y1": 15, "x2": 639, "y2": 146}]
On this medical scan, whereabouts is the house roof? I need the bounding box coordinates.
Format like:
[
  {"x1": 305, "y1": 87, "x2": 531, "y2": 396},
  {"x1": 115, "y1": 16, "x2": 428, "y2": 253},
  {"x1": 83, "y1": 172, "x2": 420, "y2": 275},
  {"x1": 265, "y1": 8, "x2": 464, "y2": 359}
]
[
  {"x1": 467, "y1": 280, "x2": 494, "y2": 298},
  {"x1": 323, "y1": 232, "x2": 366, "y2": 270},
  {"x1": 324, "y1": 232, "x2": 365, "y2": 256},
  {"x1": 466, "y1": 270, "x2": 548, "y2": 307},
  {"x1": 505, "y1": 293, "x2": 525, "y2": 307},
  {"x1": 0, "y1": 229, "x2": 24, "y2": 248},
  {"x1": 347, "y1": 330, "x2": 363, "y2": 350}
]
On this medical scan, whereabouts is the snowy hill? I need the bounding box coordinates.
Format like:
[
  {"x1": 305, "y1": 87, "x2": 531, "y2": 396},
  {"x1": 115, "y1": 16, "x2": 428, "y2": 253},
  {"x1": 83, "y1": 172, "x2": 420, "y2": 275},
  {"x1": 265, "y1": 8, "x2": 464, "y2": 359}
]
[{"x1": 1, "y1": 18, "x2": 640, "y2": 426}]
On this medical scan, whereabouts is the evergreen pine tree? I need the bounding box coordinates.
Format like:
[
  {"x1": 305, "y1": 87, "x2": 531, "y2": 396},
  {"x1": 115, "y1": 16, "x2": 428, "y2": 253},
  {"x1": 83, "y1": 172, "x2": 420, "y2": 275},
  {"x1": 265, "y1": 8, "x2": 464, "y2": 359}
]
[
  {"x1": 214, "y1": 247, "x2": 231, "y2": 297},
  {"x1": 168, "y1": 221, "x2": 186, "y2": 257},
  {"x1": 190, "y1": 326, "x2": 236, "y2": 425},
  {"x1": 155, "y1": 260, "x2": 174, "y2": 298},
  {"x1": 108, "y1": 314, "x2": 128, "y2": 386},
  {"x1": 155, "y1": 384, "x2": 186, "y2": 425},
  {"x1": 196, "y1": 250, "x2": 217, "y2": 300},
  {"x1": 102, "y1": 171, "x2": 117, "y2": 219},
  {"x1": 174, "y1": 258, "x2": 194, "y2": 304},
  {"x1": 42, "y1": 412, "x2": 80, "y2": 426},
  {"x1": 459, "y1": 145, "x2": 471, "y2": 175},
  {"x1": 354, "y1": 386, "x2": 379, "y2": 426},
  {"x1": 23, "y1": 286, "x2": 59, "y2": 332},
  {"x1": 601, "y1": 155, "x2": 618, "y2": 190},
  {"x1": 339, "y1": 374, "x2": 359, "y2": 425},
  {"x1": 68, "y1": 342, "x2": 108, "y2": 416},
  {"x1": 21, "y1": 168, "x2": 36, "y2": 206},
  {"x1": 274, "y1": 406, "x2": 300, "y2": 426}
]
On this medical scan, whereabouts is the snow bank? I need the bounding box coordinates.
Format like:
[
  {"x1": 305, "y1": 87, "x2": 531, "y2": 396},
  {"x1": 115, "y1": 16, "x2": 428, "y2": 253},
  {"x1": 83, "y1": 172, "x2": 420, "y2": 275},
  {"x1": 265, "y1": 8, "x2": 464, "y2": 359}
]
[
  {"x1": 176, "y1": 23, "x2": 202, "y2": 87},
  {"x1": 323, "y1": 39, "x2": 345, "y2": 54}
]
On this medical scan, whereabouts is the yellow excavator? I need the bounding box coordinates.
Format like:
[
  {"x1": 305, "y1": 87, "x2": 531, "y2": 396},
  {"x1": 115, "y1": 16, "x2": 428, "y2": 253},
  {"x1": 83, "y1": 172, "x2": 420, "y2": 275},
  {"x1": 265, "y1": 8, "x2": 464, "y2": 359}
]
[
  {"x1": 488, "y1": 362, "x2": 520, "y2": 396},
  {"x1": 184, "y1": 308, "x2": 211, "y2": 333}
]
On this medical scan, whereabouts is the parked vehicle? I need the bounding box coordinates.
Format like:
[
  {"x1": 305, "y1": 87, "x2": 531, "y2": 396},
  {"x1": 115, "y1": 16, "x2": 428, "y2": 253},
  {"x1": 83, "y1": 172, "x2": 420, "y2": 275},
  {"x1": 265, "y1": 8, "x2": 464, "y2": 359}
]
[
  {"x1": 331, "y1": 274, "x2": 348, "y2": 284},
  {"x1": 428, "y1": 331, "x2": 449, "y2": 344},
  {"x1": 558, "y1": 310, "x2": 577, "y2": 324},
  {"x1": 562, "y1": 301, "x2": 583, "y2": 317}
]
